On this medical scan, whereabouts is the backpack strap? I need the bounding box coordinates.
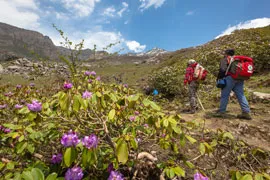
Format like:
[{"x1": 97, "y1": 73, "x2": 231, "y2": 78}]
[{"x1": 225, "y1": 56, "x2": 234, "y2": 76}]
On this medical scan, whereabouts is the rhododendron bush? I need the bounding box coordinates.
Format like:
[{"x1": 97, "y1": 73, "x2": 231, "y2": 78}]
[{"x1": 0, "y1": 71, "x2": 269, "y2": 180}]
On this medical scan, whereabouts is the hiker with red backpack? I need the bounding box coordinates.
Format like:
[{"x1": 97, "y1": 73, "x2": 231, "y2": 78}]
[
  {"x1": 184, "y1": 59, "x2": 207, "y2": 114},
  {"x1": 216, "y1": 49, "x2": 254, "y2": 120}
]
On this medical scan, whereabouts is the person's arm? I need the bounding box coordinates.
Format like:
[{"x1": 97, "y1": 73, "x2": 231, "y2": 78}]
[
  {"x1": 217, "y1": 58, "x2": 228, "y2": 79},
  {"x1": 184, "y1": 67, "x2": 192, "y2": 85}
]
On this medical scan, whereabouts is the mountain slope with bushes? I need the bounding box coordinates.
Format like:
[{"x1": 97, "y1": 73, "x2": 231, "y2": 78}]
[{"x1": 149, "y1": 25, "x2": 270, "y2": 97}]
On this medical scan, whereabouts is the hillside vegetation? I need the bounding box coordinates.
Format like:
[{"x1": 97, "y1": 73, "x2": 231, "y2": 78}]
[{"x1": 150, "y1": 26, "x2": 270, "y2": 97}]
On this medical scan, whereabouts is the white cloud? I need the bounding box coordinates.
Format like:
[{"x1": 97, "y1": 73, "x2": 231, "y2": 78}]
[
  {"x1": 55, "y1": 12, "x2": 70, "y2": 20},
  {"x1": 126, "y1": 41, "x2": 146, "y2": 53},
  {"x1": 216, "y1": 17, "x2": 270, "y2": 39},
  {"x1": 117, "y1": 2, "x2": 129, "y2": 17},
  {"x1": 59, "y1": 0, "x2": 100, "y2": 17},
  {"x1": 103, "y1": 7, "x2": 116, "y2": 17},
  {"x1": 139, "y1": 0, "x2": 166, "y2": 11},
  {"x1": 124, "y1": 20, "x2": 129, "y2": 25},
  {"x1": 0, "y1": 0, "x2": 40, "y2": 29},
  {"x1": 186, "y1": 10, "x2": 194, "y2": 16}
]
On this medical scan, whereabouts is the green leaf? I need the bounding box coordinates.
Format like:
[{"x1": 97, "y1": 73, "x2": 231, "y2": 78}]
[
  {"x1": 172, "y1": 126, "x2": 181, "y2": 134},
  {"x1": 116, "y1": 139, "x2": 128, "y2": 164},
  {"x1": 173, "y1": 166, "x2": 185, "y2": 177},
  {"x1": 255, "y1": 173, "x2": 264, "y2": 180},
  {"x1": 18, "y1": 135, "x2": 25, "y2": 142},
  {"x1": 185, "y1": 161, "x2": 195, "y2": 169},
  {"x1": 64, "y1": 147, "x2": 77, "y2": 167},
  {"x1": 240, "y1": 174, "x2": 253, "y2": 180},
  {"x1": 22, "y1": 171, "x2": 34, "y2": 180},
  {"x1": 108, "y1": 109, "x2": 116, "y2": 120},
  {"x1": 73, "y1": 95, "x2": 81, "y2": 112},
  {"x1": 31, "y1": 168, "x2": 45, "y2": 180},
  {"x1": 27, "y1": 112, "x2": 37, "y2": 121},
  {"x1": 150, "y1": 101, "x2": 161, "y2": 111},
  {"x1": 16, "y1": 142, "x2": 28, "y2": 154},
  {"x1": 6, "y1": 162, "x2": 15, "y2": 170},
  {"x1": 43, "y1": 102, "x2": 49, "y2": 109},
  {"x1": 96, "y1": 92, "x2": 102, "y2": 97},
  {"x1": 18, "y1": 106, "x2": 30, "y2": 114},
  {"x1": 130, "y1": 137, "x2": 138, "y2": 150},
  {"x1": 263, "y1": 173, "x2": 270, "y2": 180},
  {"x1": 223, "y1": 132, "x2": 234, "y2": 140},
  {"x1": 169, "y1": 168, "x2": 175, "y2": 178},
  {"x1": 236, "y1": 172, "x2": 242, "y2": 179},
  {"x1": 27, "y1": 144, "x2": 35, "y2": 154},
  {"x1": 5, "y1": 172, "x2": 14, "y2": 179},
  {"x1": 46, "y1": 173, "x2": 58, "y2": 180},
  {"x1": 185, "y1": 135, "x2": 197, "y2": 144},
  {"x1": 0, "y1": 162, "x2": 5, "y2": 171},
  {"x1": 179, "y1": 133, "x2": 186, "y2": 147},
  {"x1": 199, "y1": 143, "x2": 206, "y2": 155},
  {"x1": 110, "y1": 93, "x2": 117, "y2": 102},
  {"x1": 163, "y1": 119, "x2": 169, "y2": 127},
  {"x1": 142, "y1": 99, "x2": 151, "y2": 107},
  {"x1": 59, "y1": 94, "x2": 69, "y2": 111}
]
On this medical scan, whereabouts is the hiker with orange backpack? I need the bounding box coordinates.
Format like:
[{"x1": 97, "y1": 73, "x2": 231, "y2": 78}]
[
  {"x1": 216, "y1": 49, "x2": 254, "y2": 120},
  {"x1": 184, "y1": 59, "x2": 207, "y2": 114}
]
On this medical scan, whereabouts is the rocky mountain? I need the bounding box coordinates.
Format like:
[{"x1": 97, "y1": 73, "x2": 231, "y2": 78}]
[
  {"x1": 138, "y1": 47, "x2": 168, "y2": 57},
  {"x1": 0, "y1": 22, "x2": 106, "y2": 61}
]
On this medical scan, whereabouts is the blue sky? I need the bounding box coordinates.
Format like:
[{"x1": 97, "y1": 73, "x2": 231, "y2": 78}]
[{"x1": 0, "y1": 0, "x2": 269, "y2": 53}]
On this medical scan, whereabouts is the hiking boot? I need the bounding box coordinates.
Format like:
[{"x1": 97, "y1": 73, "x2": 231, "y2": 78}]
[
  {"x1": 186, "y1": 109, "x2": 196, "y2": 114},
  {"x1": 212, "y1": 111, "x2": 226, "y2": 118},
  {"x1": 237, "y1": 112, "x2": 252, "y2": 120}
]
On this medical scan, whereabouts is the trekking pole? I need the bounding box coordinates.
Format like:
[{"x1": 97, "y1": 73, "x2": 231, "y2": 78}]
[{"x1": 196, "y1": 93, "x2": 205, "y2": 111}]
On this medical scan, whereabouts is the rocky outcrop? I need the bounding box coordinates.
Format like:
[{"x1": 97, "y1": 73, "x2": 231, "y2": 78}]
[
  {"x1": 1, "y1": 58, "x2": 69, "y2": 78},
  {"x1": 252, "y1": 92, "x2": 270, "y2": 102}
]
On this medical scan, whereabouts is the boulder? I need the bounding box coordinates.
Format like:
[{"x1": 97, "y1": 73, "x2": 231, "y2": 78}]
[
  {"x1": 252, "y1": 92, "x2": 270, "y2": 101},
  {"x1": 0, "y1": 64, "x2": 3, "y2": 73},
  {"x1": 7, "y1": 65, "x2": 20, "y2": 71}
]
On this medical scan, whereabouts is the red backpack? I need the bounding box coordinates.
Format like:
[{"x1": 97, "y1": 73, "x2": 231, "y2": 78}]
[
  {"x1": 226, "y1": 56, "x2": 254, "y2": 80},
  {"x1": 194, "y1": 63, "x2": 208, "y2": 81}
]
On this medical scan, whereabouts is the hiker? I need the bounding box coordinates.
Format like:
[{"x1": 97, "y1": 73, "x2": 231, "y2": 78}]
[
  {"x1": 216, "y1": 49, "x2": 252, "y2": 120},
  {"x1": 184, "y1": 59, "x2": 199, "y2": 114}
]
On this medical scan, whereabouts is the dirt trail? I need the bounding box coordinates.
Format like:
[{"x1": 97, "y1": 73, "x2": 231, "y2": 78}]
[{"x1": 179, "y1": 103, "x2": 270, "y2": 151}]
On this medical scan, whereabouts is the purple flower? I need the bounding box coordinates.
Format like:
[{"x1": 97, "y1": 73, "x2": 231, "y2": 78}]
[
  {"x1": 123, "y1": 84, "x2": 128, "y2": 88},
  {"x1": 26, "y1": 90, "x2": 31, "y2": 94},
  {"x1": 3, "y1": 128, "x2": 11, "y2": 133},
  {"x1": 143, "y1": 124, "x2": 149, "y2": 128},
  {"x1": 88, "y1": 79, "x2": 93, "y2": 83},
  {"x1": 0, "y1": 125, "x2": 2, "y2": 130},
  {"x1": 61, "y1": 130, "x2": 80, "y2": 147},
  {"x1": 108, "y1": 170, "x2": 124, "y2": 180},
  {"x1": 0, "y1": 104, "x2": 7, "y2": 109},
  {"x1": 82, "y1": 91, "x2": 92, "y2": 99},
  {"x1": 16, "y1": 84, "x2": 22, "y2": 89},
  {"x1": 84, "y1": 71, "x2": 91, "y2": 76},
  {"x1": 29, "y1": 83, "x2": 35, "y2": 87},
  {"x1": 65, "y1": 166, "x2": 84, "y2": 180},
  {"x1": 4, "y1": 92, "x2": 13, "y2": 97},
  {"x1": 134, "y1": 111, "x2": 139, "y2": 115},
  {"x1": 51, "y1": 153, "x2": 62, "y2": 164},
  {"x1": 63, "y1": 82, "x2": 73, "y2": 89},
  {"x1": 90, "y1": 71, "x2": 96, "y2": 76},
  {"x1": 129, "y1": 116, "x2": 135, "y2": 121},
  {"x1": 15, "y1": 104, "x2": 23, "y2": 109},
  {"x1": 27, "y1": 100, "x2": 42, "y2": 112},
  {"x1": 82, "y1": 134, "x2": 98, "y2": 149},
  {"x1": 107, "y1": 163, "x2": 114, "y2": 173},
  {"x1": 96, "y1": 76, "x2": 101, "y2": 81},
  {"x1": 194, "y1": 172, "x2": 209, "y2": 180}
]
